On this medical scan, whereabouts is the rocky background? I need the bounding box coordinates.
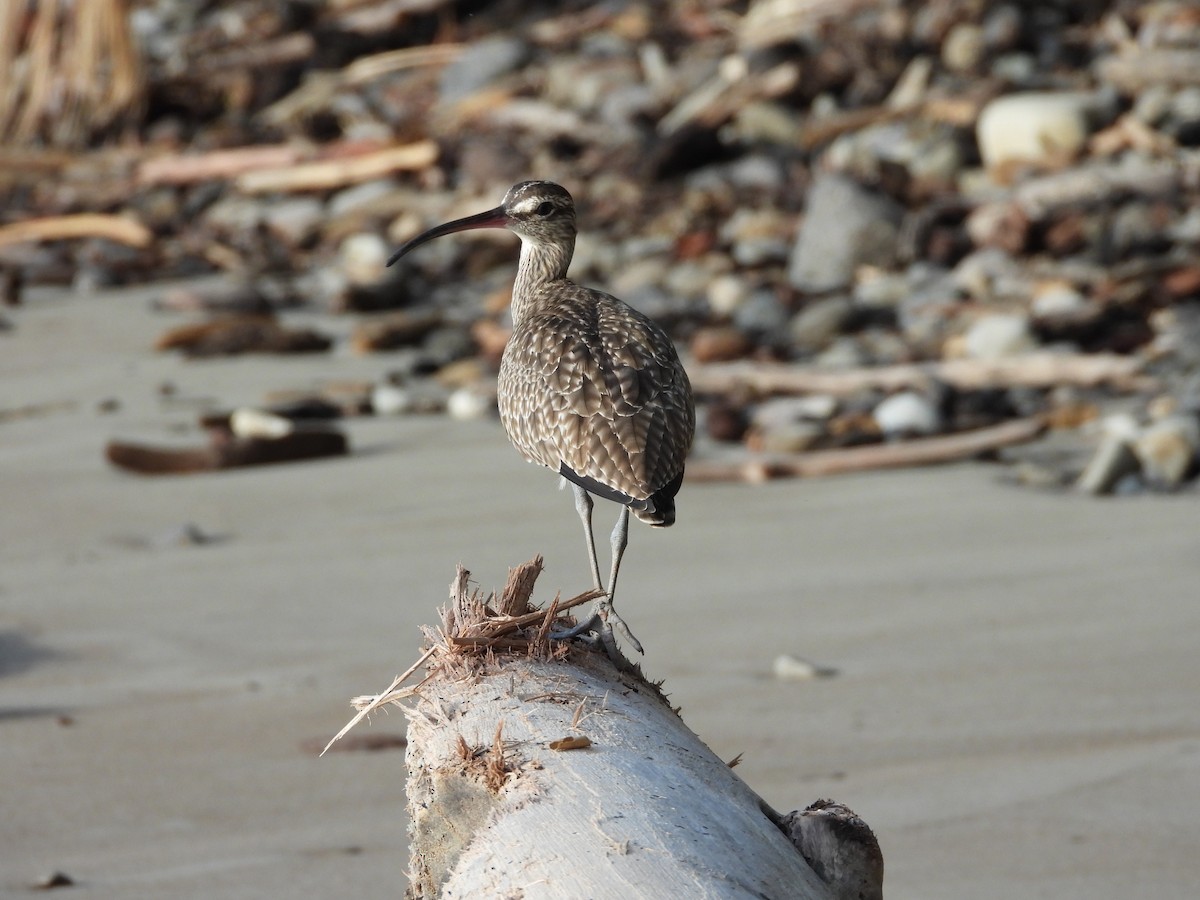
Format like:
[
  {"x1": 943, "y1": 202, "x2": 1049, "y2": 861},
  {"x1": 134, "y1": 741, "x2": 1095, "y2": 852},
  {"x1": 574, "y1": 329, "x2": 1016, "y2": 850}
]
[{"x1": 2, "y1": 0, "x2": 1199, "y2": 494}]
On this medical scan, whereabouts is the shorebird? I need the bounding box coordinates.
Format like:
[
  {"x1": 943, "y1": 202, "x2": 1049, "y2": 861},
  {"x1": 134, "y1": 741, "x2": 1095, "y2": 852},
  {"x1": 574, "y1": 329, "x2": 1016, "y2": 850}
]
[{"x1": 387, "y1": 181, "x2": 695, "y2": 661}]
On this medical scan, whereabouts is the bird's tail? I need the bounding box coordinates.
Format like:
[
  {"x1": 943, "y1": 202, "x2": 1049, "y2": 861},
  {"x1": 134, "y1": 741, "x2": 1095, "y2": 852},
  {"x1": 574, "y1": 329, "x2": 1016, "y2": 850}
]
[
  {"x1": 633, "y1": 469, "x2": 684, "y2": 528},
  {"x1": 633, "y1": 501, "x2": 674, "y2": 528},
  {"x1": 558, "y1": 463, "x2": 684, "y2": 528}
]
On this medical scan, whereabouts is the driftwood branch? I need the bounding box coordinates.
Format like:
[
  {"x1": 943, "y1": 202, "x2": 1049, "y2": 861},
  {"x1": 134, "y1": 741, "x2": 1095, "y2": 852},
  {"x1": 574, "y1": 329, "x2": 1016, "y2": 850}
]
[
  {"x1": 0, "y1": 213, "x2": 152, "y2": 249},
  {"x1": 331, "y1": 559, "x2": 883, "y2": 899},
  {"x1": 688, "y1": 417, "x2": 1045, "y2": 484},
  {"x1": 136, "y1": 144, "x2": 303, "y2": 186},
  {"x1": 689, "y1": 352, "x2": 1151, "y2": 397},
  {"x1": 235, "y1": 140, "x2": 438, "y2": 194}
]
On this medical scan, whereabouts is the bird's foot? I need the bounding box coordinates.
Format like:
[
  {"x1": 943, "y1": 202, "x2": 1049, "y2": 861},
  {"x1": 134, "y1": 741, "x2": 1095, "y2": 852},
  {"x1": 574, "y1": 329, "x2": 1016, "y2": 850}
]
[
  {"x1": 549, "y1": 612, "x2": 600, "y2": 644},
  {"x1": 549, "y1": 600, "x2": 642, "y2": 671},
  {"x1": 602, "y1": 601, "x2": 644, "y2": 656}
]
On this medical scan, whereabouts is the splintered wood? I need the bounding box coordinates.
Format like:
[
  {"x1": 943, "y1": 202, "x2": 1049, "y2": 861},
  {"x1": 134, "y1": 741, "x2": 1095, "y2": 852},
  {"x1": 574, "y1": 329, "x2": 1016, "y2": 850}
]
[
  {"x1": 321, "y1": 557, "x2": 600, "y2": 755},
  {"x1": 444, "y1": 557, "x2": 602, "y2": 656}
]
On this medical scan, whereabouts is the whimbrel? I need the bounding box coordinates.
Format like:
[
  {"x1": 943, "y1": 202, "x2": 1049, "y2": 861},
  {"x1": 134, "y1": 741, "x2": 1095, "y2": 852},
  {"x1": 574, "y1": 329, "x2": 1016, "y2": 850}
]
[{"x1": 388, "y1": 181, "x2": 695, "y2": 660}]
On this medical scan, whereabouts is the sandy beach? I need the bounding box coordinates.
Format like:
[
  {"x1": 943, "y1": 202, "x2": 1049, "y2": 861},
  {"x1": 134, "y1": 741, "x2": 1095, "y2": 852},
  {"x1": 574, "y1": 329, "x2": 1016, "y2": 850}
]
[{"x1": 2, "y1": 281, "x2": 1199, "y2": 898}]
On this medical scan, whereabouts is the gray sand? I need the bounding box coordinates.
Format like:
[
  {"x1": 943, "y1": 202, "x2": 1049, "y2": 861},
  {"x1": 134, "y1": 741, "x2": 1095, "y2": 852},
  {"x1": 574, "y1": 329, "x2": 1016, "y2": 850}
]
[{"x1": 2, "y1": 283, "x2": 1198, "y2": 898}]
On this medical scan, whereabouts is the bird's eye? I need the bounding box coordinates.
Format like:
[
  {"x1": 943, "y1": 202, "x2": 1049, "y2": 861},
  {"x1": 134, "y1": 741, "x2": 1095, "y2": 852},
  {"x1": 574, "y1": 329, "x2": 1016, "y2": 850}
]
[{"x1": 536, "y1": 201, "x2": 554, "y2": 217}]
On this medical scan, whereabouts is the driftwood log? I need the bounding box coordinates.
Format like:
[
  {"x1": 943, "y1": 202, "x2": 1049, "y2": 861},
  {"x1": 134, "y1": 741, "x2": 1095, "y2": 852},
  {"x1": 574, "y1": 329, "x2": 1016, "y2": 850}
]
[
  {"x1": 329, "y1": 559, "x2": 883, "y2": 900},
  {"x1": 688, "y1": 352, "x2": 1150, "y2": 398},
  {"x1": 688, "y1": 417, "x2": 1045, "y2": 484}
]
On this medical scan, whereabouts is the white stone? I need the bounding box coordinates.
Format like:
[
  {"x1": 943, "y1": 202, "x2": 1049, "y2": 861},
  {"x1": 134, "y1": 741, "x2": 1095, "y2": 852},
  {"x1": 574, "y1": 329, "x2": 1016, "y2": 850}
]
[
  {"x1": 788, "y1": 174, "x2": 903, "y2": 292},
  {"x1": 371, "y1": 383, "x2": 414, "y2": 417},
  {"x1": 772, "y1": 654, "x2": 820, "y2": 682},
  {"x1": 752, "y1": 396, "x2": 839, "y2": 430},
  {"x1": 963, "y1": 313, "x2": 1036, "y2": 360},
  {"x1": 1031, "y1": 283, "x2": 1088, "y2": 318},
  {"x1": 953, "y1": 248, "x2": 1024, "y2": 301},
  {"x1": 976, "y1": 92, "x2": 1093, "y2": 169},
  {"x1": 447, "y1": 386, "x2": 495, "y2": 421},
  {"x1": 1100, "y1": 412, "x2": 1141, "y2": 442},
  {"x1": 873, "y1": 391, "x2": 942, "y2": 437},
  {"x1": 339, "y1": 233, "x2": 390, "y2": 286},
  {"x1": 706, "y1": 274, "x2": 751, "y2": 317},
  {"x1": 229, "y1": 407, "x2": 293, "y2": 439},
  {"x1": 942, "y1": 23, "x2": 985, "y2": 73},
  {"x1": 758, "y1": 422, "x2": 825, "y2": 454},
  {"x1": 1076, "y1": 434, "x2": 1139, "y2": 495}
]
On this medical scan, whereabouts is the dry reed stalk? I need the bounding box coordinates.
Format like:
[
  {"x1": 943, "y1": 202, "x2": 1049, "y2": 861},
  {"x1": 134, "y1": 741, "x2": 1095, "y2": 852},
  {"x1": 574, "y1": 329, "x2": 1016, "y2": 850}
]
[{"x1": 0, "y1": 0, "x2": 143, "y2": 147}]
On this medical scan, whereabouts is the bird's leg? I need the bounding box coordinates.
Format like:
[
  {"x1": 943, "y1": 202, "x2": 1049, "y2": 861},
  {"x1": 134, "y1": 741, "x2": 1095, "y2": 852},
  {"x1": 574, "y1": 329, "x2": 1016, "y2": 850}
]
[
  {"x1": 572, "y1": 482, "x2": 604, "y2": 592},
  {"x1": 598, "y1": 505, "x2": 643, "y2": 655},
  {"x1": 552, "y1": 488, "x2": 642, "y2": 666},
  {"x1": 551, "y1": 485, "x2": 607, "y2": 642}
]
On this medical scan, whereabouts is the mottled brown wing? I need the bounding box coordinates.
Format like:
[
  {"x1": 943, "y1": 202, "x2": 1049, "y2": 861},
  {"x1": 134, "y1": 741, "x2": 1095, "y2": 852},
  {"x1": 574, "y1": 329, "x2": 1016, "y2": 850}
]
[{"x1": 498, "y1": 287, "x2": 694, "y2": 504}]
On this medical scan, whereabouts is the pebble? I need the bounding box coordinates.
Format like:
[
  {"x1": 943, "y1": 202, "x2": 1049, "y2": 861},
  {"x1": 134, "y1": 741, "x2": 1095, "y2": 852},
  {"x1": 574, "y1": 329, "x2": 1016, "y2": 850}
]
[
  {"x1": 1107, "y1": 203, "x2": 1164, "y2": 257},
  {"x1": 690, "y1": 325, "x2": 752, "y2": 363},
  {"x1": 942, "y1": 23, "x2": 986, "y2": 73},
  {"x1": 722, "y1": 208, "x2": 793, "y2": 267},
  {"x1": 965, "y1": 203, "x2": 1029, "y2": 254},
  {"x1": 262, "y1": 197, "x2": 325, "y2": 246},
  {"x1": 1099, "y1": 412, "x2": 1142, "y2": 443},
  {"x1": 789, "y1": 296, "x2": 855, "y2": 352},
  {"x1": 873, "y1": 391, "x2": 942, "y2": 438},
  {"x1": 981, "y1": 5, "x2": 1023, "y2": 51},
  {"x1": 732, "y1": 236, "x2": 791, "y2": 268},
  {"x1": 772, "y1": 654, "x2": 834, "y2": 682},
  {"x1": 421, "y1": 326, "x2": 476, "y2": 369},
  {"x1": 853, "y1": 271, "x2": 908, "y2": 308},
  {"x1": 327, "y1": 179, "x2": 398, "y2": 219},
  {"x1": 447, "y1": 386, "x2": 495, "y2": 421},
  {"x1": 1166, "y1": 86, "x2": 1200, "y2": 141},
  {"x1": 202, "y1": 194, "x2": 265, "y2": 234},
  {"x1": 339, "y1": 233, "x2": 390, "y2": 286},
  {"x1": 1076, "y1": 433, "x2": 1141, "y2": 495},
  {"x1": 826, "y1": 120, "x2": 963, "y2": 186},
  {"x1": 663, "y1": 261, "x2": 713, "y2": 300},
  {"x1": 815, "y1": 336, "x2": 871, "y2": 369},
  {"x1": 724, "y1": 155, "x2": 788, "y2": 193},
  {"x1": 976, "y1": 92, "x2": 1095, "y2": 169},
  {"x1": 610, "y1": 257, "x2": 669, "y2": 297},
  {"x1": 370, "y1": 383, "x2": 414, "y2": 416},
  {"x1": 706, "y1": 273, "x2": 751, "y2": 317},
  {"x1": 787, "y1": 174, "x2": 903, "y2": 293},
  {"x1": 756, "y1": 421, "x2": 825, "y2": 454},
  {"x1": 753, "y1": 396, "x2": 839, "y2": 430},
  {"x1": 1031, "y1": 282, "x2": 1089, "y2": 320},
  {"x1": 989, "y1": 53, "x2": 1038, "y2": 86},
  {"x1": 1131, "y1": 84, "x2": 1173, "y2": 126},
  {"x1": 732, "y1": 290, "x2": 789, "y2": 341},
  {"x1": 229, "y1": 407, "x2": 295, "y2": 439},
  {"x1": 962, "y1": 313, "x2": 1036, "y2": 360},
  {"x1": 705, "y1": 400, "x2": 749, "y2": 443},
  {"x1": 953, "y1": 248, "x2": 1026, "y2": 301},
  {"x1": 1132, "y1": 416, "x2": 1200, "y2": 488},
  {"x1": 727, "y1": 101, "x2": 803, "y2": 146},
  {"x1": 438, "y1": 36, "x2": 529, "y2": 103}
]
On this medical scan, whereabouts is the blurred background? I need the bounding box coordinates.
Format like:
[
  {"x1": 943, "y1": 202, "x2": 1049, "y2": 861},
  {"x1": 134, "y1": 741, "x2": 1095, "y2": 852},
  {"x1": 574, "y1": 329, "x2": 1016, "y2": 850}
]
[{"x1": 2, "y1": 1, "x2": 1199, "y2": 898}]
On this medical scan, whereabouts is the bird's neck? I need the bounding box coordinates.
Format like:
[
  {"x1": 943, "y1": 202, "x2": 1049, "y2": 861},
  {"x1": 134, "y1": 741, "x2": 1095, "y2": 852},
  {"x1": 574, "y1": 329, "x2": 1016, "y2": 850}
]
[{"x1": 512, "y1": 236, "x2": 574, "y2": 325}]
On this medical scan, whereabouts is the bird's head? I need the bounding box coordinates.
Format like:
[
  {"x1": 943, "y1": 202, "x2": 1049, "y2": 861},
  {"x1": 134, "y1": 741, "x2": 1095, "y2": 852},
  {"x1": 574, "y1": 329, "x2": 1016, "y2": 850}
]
[{"x1": 387, "y1": 181, "x2": 576, "y2": 267}]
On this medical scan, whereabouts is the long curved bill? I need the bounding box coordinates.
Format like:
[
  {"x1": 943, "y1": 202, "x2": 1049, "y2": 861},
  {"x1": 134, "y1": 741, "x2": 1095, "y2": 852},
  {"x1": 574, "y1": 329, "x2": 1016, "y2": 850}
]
[{"x1": 386, "y1": 206, "x2": 510, "y2": 267}]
